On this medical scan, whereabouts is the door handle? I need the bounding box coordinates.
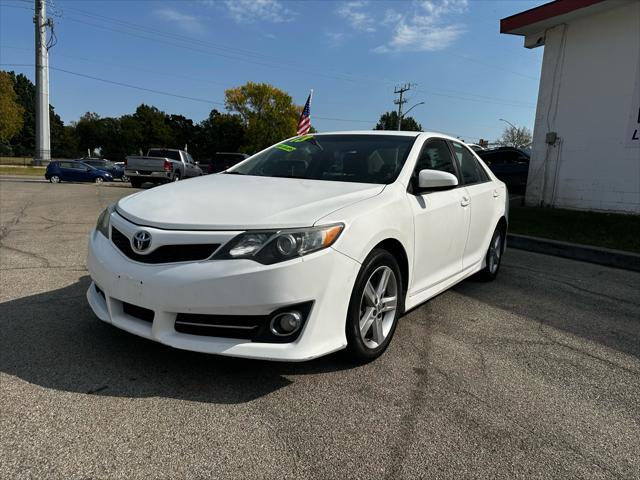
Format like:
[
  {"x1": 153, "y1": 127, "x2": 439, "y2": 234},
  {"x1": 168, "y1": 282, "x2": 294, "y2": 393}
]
[
  {"x1": 460, "y1": 195, "x2": 470, "y2": 207},
  {"x1": 493, "y1": 190, "x2": 500, "y2": 198}
]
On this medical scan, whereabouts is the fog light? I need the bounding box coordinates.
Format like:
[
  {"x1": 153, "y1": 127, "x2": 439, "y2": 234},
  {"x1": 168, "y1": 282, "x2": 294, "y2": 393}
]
[{"x1": 270, "y1": 311, "x2": 302, "y2": 336}]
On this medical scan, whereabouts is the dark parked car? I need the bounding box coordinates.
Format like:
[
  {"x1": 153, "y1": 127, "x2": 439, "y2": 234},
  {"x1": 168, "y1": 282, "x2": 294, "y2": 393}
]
[
  {"x1": 80, "y1": 158, "x2": 127, "y2": 181},
  {"x1": 477, "y1": 147, "x2": 530, "y2": 193},
  {"x1": 45, "y1": 160, "x2": 113, "y2": 184},
  {"x1": 200, "y1": 152, "x2": 249, "y2": 174}
]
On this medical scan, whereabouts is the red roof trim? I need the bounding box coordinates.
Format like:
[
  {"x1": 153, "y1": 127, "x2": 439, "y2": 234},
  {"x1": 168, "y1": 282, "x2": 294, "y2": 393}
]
[{"x1": 500, "y1": 0, "x2": 605, "y2": 34}]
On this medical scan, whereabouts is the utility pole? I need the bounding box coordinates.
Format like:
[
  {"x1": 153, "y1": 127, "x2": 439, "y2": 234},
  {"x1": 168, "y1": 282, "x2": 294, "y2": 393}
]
[
  {"x1": 394, "y1": 84, "x2": 411, "y2": 131},
  {"x1": 34, "y1": 0, "x2": 51, "y2": 166}
]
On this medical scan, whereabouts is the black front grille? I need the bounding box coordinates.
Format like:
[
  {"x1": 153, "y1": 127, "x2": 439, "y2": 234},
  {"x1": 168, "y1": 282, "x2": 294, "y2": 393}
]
[
  {"x1": 123, "y1": 302, "x2": 154, "y2": 322},
  {"x1": 111, "y1": 227, "x2": 219, "y2": 264}
]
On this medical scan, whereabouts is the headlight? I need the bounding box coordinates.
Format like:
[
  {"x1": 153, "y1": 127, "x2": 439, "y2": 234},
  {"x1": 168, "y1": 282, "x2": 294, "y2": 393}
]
[
  {"x1": 214, "y1": 224, "x2": 344, "y2": 264},
  {"x1": 95, "y1": 204, "x2": 115, "y2": 238}
]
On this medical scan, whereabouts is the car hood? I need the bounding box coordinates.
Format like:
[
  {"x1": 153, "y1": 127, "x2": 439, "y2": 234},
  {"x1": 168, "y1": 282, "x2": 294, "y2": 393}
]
[{"x1": 116, "y1": 174, "x2": 385, "y2": 230}]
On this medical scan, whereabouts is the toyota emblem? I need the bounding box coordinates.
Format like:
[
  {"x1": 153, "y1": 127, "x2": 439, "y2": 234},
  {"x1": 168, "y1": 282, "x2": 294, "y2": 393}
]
[{"x1": 132, "y1": 230, "x2": 152, "y2": 252}]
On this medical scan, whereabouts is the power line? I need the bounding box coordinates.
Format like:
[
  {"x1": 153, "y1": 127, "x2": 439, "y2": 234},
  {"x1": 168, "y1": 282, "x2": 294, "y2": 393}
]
[
  {"x1": 0, "y1": 62, "x2": 377, "y2": 125},
  {"x1": 1, "y1": 45, "x2": 233, "y2": 88},
  {"x1": 0, "y1": 63, "x2": 225, "y2": 105}
]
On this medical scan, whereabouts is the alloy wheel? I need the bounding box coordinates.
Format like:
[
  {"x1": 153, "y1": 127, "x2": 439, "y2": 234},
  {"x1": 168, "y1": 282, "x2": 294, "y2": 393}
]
[
  {"x1": 488, "y1": 231, "x2": 502, "y2": 274},
  {"x1": 50, "y1": 175, "x2": 60, "y2": 183},
  {"x1": 95, "y1": 177, "x2": 104, "y2": 184},
  {"x1": 358, "y1": 265, "x2": 398, "y2": 349}
]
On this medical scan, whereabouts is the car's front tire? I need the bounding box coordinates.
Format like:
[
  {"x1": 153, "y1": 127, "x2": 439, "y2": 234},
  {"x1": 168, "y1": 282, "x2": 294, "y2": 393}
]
[
  {"x1": 345, "y1": 249, "x2": 403, "y2": 363},
  {"x1": 478, "y1": 226, "x2": 504, "y2": 281},
  {"x1": 49, "y1": 175, "x2": 60, "y2": 183},
  {"x1": 94, "y1": 177, "x2": 104, "y2": 184}
]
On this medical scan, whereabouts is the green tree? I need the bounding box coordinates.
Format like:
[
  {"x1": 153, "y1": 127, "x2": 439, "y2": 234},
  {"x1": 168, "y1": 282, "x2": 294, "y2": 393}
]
[
  {"x1": 496, "y1": 125, "x2": 532, "y2": 149},
  {"x1": 0, "y1": 71, "x2": 24, "y2": 144},
  {"x1": 197, "y1": 109, "x2": 245, "y2": 159},
  {"x1": 225, "y1": 82, "x2": 298, "y2": 153},
  {"x1": 375, "y1": 111, "x2": 422, "y2": 132},
  {"x1": 2, "y1": 71, "x2": 68, "y2": 157},
  {"x1": 75, "y1": 112, "x2": 105, "y2": 155},
  {"x1": 166, "y1": 114, "x2": 198, "y2": 154},
  {"x1": 132, "y1": 104, "x2": 174, "y2": 150}
]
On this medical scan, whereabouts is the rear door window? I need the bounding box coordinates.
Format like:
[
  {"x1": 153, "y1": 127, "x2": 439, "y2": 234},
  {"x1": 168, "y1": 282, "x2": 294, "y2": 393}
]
[{"x1": 450, "y1": 141, "x2": 489, "y2": 185}]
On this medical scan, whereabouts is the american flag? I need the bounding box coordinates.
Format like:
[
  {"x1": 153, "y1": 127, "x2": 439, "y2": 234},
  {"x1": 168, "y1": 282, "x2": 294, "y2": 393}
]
[{"x1": 297, "y1": 90, "x2": 313, "y2": 135}]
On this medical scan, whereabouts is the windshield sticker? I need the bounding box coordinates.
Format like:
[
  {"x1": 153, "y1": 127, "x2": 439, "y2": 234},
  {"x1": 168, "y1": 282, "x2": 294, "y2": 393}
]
[
  {"x1": 290, "y1": 135, "x2": 314, "y2": 143},
  {"x1": 277, "y1": 144, "x2": 296, "y2": 152}
]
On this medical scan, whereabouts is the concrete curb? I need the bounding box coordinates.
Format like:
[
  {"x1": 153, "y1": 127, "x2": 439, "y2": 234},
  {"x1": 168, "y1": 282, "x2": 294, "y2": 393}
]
[{"x1": 507, "y1": 234, "x2": 640, "y2": 272}]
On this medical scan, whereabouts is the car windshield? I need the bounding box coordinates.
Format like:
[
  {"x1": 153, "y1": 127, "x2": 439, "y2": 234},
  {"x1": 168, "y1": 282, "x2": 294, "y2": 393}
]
[{"x1": 227, "y1": 134, "x2": 417, "y2": 184}]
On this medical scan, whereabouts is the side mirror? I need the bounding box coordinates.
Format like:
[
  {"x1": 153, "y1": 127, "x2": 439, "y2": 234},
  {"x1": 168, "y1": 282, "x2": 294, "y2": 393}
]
[{"x1": 417, "y1": 169, "x2": 458, "y2": 191}]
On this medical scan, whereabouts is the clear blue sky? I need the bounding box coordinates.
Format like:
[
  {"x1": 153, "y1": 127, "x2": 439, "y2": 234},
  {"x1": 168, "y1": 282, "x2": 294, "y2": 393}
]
[{"x1": 0, "y1": 0, "x2": 545, "y2": 143}]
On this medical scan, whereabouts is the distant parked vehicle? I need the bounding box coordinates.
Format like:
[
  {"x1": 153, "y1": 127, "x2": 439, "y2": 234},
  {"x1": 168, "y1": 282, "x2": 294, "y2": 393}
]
[
  {"x1": 45, "y1": 160, "x2": 113, "y2": 184},
  {"x1": 80, "y1": 158, "x2": 127, "y2": 181},
  {"x1": 199, "y1": 152, "x2": 250, "y2": 174},
  {"x1": 124, "y1": 148, "x2": 201, "y2": 187},
  {"x1": 467, "y1": 144, "x2": 486, "y2": 153},
  {"x1": 476, "y1": 147, "x2": 530, "y2": 193}
]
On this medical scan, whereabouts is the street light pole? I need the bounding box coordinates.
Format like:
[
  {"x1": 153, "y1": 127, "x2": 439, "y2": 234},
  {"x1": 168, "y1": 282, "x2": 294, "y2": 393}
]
[
  {"x1": 402, "y1": 101, "x2": 425, "y2": 125},
  {"x1": 499, "y1": 118, "x2": 517, "y2": 130}
]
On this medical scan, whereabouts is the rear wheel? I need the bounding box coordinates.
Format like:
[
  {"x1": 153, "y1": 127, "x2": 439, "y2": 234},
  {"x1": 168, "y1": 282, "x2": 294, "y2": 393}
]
[
  {"x1": 478, "y1": 227, "x2": 504, "y2": 281},
  {"x1": 172, "y1": 172, "x2": 181, "y2": 182},
  {"x1": 345, "y1": 249, "x2": 403, "y2": 363},
  {"x1": 130, "y1": 178, "x2": 142, "y2": 188},
  {"x1": 49, "y1": 175, "x2": 61, "y2": 183}
]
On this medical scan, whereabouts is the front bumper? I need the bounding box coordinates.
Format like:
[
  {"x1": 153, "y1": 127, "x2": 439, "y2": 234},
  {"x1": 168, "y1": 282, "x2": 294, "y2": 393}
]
[{"x1": 86, "y1": 221, "x2": 360, "y2": 361}]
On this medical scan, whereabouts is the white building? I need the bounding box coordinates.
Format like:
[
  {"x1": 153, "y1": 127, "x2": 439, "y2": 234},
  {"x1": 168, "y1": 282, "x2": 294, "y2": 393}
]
[{"x1": 501, "y1": 0, "x2": 639, "y2": 214}]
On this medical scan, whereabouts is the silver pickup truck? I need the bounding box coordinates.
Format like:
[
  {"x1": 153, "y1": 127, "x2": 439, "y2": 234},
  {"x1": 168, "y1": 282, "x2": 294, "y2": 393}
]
[{"x1": 125, "y1": 148, "x2": 202, "y2": 187}]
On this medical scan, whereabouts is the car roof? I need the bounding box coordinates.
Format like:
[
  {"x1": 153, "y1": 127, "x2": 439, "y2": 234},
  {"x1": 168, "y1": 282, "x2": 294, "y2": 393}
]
[{"x1": 308, "y1": 130, "x2": 464, "y2": 142}]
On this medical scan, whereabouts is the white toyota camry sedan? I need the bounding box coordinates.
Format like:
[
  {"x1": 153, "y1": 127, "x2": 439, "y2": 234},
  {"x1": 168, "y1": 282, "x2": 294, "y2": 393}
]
[{"x1": 87, "y1": 131, "x2": 508, "y2": 362}]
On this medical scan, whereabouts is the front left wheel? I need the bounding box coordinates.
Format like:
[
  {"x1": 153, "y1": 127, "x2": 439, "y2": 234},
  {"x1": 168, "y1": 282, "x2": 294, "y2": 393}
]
[
  {"x1": 94, "y1": 177, "x2": 104, "y2": 184},
  {"x1": 345, "y1": 249, "x2": 403, "y2": 363}
]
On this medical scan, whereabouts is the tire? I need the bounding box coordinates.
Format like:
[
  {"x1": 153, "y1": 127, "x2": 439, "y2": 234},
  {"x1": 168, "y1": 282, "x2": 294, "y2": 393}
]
[
  {"x1": 94, "y1": 177, "x2": 104, "y2": 184},
  {"x1": 345, "y1": 249, "x2": 403, "y2": 363},
  {"x1": 49, "y1": 175, "x2": 61, "y2": 183},
  {"x1": 130, "y1": 178, "x2": 142, "y2": 188},
  {"x1": 477, "y1": 226, "x2": 504, "y2": 281},
  {"x1": 121, "y1": 175, "x2": 129, "y2": 182},
  {"x1": 172, "y1": 172, "x2": 181, "y2": 182}
]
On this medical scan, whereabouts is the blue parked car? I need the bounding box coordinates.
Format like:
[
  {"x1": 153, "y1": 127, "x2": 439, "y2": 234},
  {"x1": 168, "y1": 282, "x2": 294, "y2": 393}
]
[
  {"x1": 80, "y1": 158, "x2": 127, "y2": 181},
  {"x1": 45, "y1": 160, "x2": 113, "y2": 184}
]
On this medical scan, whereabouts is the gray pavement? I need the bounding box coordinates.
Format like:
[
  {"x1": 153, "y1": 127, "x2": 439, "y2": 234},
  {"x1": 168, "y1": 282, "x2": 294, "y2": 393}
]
[{"x1": 1, "y1": 178, "x2": 639, "y2": 479}]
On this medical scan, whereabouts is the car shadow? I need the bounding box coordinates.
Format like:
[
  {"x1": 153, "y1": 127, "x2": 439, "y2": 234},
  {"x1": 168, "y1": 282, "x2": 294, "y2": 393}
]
[{"x1": 0, "y1": 276, "x2": 357, "y2": 404}]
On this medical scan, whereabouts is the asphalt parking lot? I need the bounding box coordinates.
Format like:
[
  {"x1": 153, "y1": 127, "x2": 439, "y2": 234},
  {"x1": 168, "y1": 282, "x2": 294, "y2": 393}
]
[{"x1": 1, "y1": 177, "x2": 639, "y2": 479}]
